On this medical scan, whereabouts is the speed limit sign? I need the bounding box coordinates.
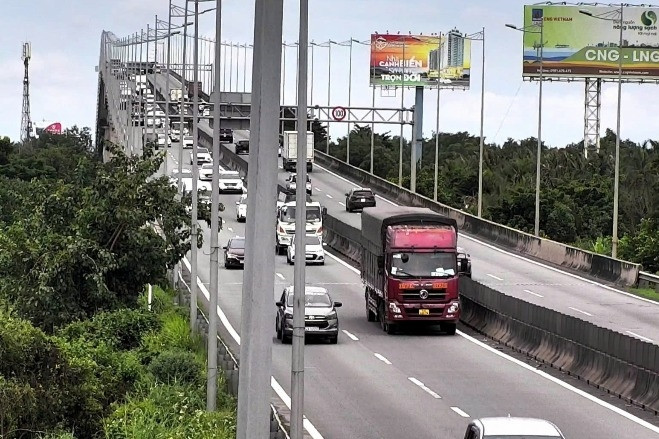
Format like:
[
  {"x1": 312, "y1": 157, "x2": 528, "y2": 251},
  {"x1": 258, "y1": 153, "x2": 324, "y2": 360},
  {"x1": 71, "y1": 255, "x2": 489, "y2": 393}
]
[{"x1": 331, "y1": 106, "x2": 347, "y2": 121}]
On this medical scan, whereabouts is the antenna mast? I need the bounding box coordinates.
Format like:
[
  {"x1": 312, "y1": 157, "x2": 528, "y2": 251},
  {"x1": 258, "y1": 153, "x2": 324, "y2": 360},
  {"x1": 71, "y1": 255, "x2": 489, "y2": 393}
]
[{"x1": 20, "y1": 42, "x2": 32, "y2": 143}]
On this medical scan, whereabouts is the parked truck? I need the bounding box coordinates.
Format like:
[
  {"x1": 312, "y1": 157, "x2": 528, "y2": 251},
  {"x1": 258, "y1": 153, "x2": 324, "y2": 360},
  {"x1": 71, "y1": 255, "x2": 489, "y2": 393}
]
[
  {"x1": 361, "y1": 205, "x2": 461, "y2": 335},
  {"x1": 281, "y1": 130, "x2": 314, "y2": 172}
]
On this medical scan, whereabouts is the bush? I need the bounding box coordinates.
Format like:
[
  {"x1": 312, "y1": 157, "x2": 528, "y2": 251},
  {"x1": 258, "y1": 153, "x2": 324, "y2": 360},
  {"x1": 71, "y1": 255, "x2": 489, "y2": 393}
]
[
  {"x1": 103, "y1": 383, "x2": 236, "y2": 439},
  {"x1": 149, "y1": 350, "x2": 203, "y2": 386},
  {"x1": 139, "y1": 310, "x2": 202, "y2": 365},
  {"x1": 59, "y1": 307, "x2": 160, "y2": 351}
]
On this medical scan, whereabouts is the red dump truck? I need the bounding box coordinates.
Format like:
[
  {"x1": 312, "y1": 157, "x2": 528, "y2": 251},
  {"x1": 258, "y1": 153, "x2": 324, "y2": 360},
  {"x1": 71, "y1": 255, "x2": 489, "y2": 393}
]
[{"x1": 361, "y1": 205, "x2": 461, "y2": 335}]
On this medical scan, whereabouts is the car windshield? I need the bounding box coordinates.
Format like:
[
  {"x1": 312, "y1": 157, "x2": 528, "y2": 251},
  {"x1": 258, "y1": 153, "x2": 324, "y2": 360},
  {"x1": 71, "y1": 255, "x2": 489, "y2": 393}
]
[
  {"x1": 390, "y1": 252, "x2": 456, "y2": 278},
  {"x1": 218, "y1": 172, "x2": 239, "y2": 180},
  {"x1": 286, "y1": 292, "x2": 332, "y2": 307},
  {"x1": 229, "y1": 238, "x2": 245, "y2": 249},
  {"x1": 293, "y1": 235, "x2": 322, "y2": 246},
  {"x1": 199, "y1": 148, "x2": 209, "y2": 154},
  {"x1": 280, "y1": 206, "x2": 321, "y2": 223},
  {"x1": 353, "y1": 190, "x2": 372, "y2": 197},
  {"x1": 201, "y1": 164, "x2": 213, "y2": 170}
]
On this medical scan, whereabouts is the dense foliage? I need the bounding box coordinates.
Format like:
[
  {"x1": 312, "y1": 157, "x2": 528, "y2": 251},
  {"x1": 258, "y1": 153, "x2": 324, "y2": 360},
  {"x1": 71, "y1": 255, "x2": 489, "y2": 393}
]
[
  {"x1": 316, "y1": 125, "x2": 659, "y2": 272},
  {"x1": 0, "y1": 129, "x2": 199, "y2": 332}
]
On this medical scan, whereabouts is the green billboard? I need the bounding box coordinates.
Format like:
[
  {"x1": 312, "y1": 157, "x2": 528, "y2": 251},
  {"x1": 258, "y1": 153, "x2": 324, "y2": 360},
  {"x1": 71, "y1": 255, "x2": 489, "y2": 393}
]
[{"x1": 522, "y1": 5, "x2": 659, "y2": 80}]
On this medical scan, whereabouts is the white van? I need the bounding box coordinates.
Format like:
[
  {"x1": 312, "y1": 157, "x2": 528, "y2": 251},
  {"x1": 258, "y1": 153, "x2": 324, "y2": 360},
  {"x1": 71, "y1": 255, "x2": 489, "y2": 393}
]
[{"x1": 275, "y1": 201, "x2": 325, "y2": 254}]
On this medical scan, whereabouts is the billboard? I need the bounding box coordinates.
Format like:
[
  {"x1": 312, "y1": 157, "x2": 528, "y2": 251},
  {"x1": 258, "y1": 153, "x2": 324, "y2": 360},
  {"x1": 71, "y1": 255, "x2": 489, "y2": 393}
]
[
  {"x1": 522, "y1": 5, "x2": 659, "y2": 80},
  {"x1": 370, "y1": 32, "x2": 472, "y2": 89}
]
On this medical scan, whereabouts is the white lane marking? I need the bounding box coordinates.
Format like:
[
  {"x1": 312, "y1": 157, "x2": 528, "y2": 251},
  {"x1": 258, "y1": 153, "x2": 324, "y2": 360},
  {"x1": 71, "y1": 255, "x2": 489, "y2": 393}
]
[
  {"x1": 374, "y1": 353, "x2": 392, "y2": 365},
  {"x1": 342, "y1": 330, "x2": 359, "y2": 341},
  {"x1": 450, "y1": 407, "x2": 470, "y2": 418},
  {"x1": 486, "y1": 273, "x2": 503, "y2": 281},
  {"x1": 314, "y1": 162, "x2": 659, "y2": 307},
  {"x1": 457, "y1": 330, "x2": 659, "y2": 434},
  {"x1": 523, "y1": 289, "x2": 544, "y2": 298},
  {"x1": 408, "y1": 377, "x2": 441, "y2": 399},
  {"x1": 276, "y1": 272, "x2": 285, "y2": 280},
  {"x1": 315, "y1": 187, "x2": 323, "y2": 192},
  {"x1": 326, "y1": 194, "x2": 333, "y2": 199},
  {"x1": 339, "y1": 202, "x2": 346, "y2": 207},
  {"x1": 181, "y1": 257, "x2": 324, "y2": 438},
  {"x1": 569, "y1": 307, "x2": 594, "y2": 317},
  {"x1": 626, "y1": 331, "x2": 654, "y2": 343},
  {"x1": 321, "y1": 249, "x2": 659, "y2": 434},
  {"x1": 228, "y1": 227, "x2": 234, "y2": 232}
]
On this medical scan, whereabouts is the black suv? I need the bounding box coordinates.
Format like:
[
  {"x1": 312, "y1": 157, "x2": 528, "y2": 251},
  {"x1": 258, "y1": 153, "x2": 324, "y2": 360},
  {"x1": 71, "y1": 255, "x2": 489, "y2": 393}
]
[
  {"x1": 457, "y1": 246, "x2": 472, "y2": 278},
  {"x1": 235, "y1": 139, "x2": 249, "y2": 155},
  {"x1": 345, "y1": 187, "x2": 376, "y2": 212},
  {"x1": 220, "y1": 128, "x2": 233, "y2": 143},
  {"x1": 223, "y1": 236, "x2": 245, "y2": 269}
]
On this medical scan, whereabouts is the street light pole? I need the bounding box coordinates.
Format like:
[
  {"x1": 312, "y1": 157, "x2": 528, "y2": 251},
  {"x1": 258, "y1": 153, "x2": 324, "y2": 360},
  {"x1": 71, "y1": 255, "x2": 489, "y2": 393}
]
[
  {"x1": 612, "y1": 3, "x2": 623, "y2": 258},
  {"x1": 433, "y1": 33, "x2": 442, "y2": 202},
  {"x1": 178, "y1": 2, "x2": 189, "y2": 199},
  {"x1": 477, "y1": 28, "x2": 486, "y2": 218},
  {"x1": 190, "y1": 0, "x2": 201, "y2": 335},
  {"x1": 347, "y1": 38, "x2": 353, "y2": 165},
  {"x1": 534, "y1": 19, "x2": 544, "y2": 237},
  {"x1": 291, "y1": 3, "x2": 309, "y2": 437},
  {"x1": 326, "y1": 40, "x2": 333, "y2": 154},
  {"x1": 165, "y1": 2, "x2": 173, "y2": 163},
  {"x1": 207, "y1": 0, "x2": 222, "y2": 412}
]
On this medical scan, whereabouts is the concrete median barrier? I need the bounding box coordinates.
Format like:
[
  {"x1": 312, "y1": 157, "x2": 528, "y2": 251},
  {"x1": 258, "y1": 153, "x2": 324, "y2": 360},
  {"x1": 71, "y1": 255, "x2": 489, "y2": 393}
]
[
  {"x1": 459, "y1": 276, "x2": 659, "y2": 413},
  {"x1": 313, "y1": 150, "x2": 641, "y2": 287}
]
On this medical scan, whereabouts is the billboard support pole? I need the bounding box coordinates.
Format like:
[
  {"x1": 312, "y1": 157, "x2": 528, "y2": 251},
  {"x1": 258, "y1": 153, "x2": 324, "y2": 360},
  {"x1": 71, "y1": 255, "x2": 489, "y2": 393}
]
[
  {"x1": 583, "y1": 78, "x2": 601, "y2": 159},
  {"x1": 410, "y1": 86, "x2": 423, "y2": 193},
  {"x1": 370, "y1": 85, "x2": 375, "y2": 174},
  {"x1": 612, "y1": 4, "x2": 623, "y2": 259},
  {"x1": 477, "y1": 27, "x2": 486, "y2": 218}
]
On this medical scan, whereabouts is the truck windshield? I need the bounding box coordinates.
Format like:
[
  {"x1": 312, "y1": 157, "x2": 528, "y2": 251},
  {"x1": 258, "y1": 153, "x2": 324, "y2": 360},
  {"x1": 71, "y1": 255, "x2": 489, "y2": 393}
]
[
  {"x1": 280, "y1": 206, "x2": 321, "y2": 223},
  {"x1": 390, "y1": 252, "x2": 456, "y2": 278}
]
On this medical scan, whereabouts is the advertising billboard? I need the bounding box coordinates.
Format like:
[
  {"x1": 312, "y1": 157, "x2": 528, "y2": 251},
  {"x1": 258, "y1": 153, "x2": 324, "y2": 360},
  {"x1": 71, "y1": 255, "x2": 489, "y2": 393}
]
[
  {"x1": 522, "y1": 5, "x2": 659, "y2": 80},
  {"x1": 370, "y1": 32, "x2": 472, "y2": 89}
]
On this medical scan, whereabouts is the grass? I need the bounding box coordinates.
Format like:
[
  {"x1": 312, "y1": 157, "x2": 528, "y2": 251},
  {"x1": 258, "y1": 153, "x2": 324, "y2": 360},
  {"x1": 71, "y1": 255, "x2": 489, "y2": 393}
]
[{"x1": 626, "y1": 286, "x2": 659, "y2": 302}]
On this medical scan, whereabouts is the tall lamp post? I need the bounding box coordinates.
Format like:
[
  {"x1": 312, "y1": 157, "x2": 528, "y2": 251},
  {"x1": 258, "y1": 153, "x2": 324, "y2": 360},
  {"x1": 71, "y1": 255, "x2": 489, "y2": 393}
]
[
  {"x1": 506, "y1": 19, "x2": 544, "y2": 237},
  {"x1": 579, "y1": 5, "x2": 624, "y2": 257}
]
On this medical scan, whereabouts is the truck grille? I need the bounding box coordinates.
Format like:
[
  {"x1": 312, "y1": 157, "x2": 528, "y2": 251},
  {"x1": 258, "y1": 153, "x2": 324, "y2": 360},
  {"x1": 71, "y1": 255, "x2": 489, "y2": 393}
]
[{"x1": 400, "y1": 288, "x2": 447, "y2": 301}]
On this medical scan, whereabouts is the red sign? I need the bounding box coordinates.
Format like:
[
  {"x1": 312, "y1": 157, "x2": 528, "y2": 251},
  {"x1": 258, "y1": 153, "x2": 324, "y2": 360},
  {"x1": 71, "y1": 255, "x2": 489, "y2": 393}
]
[
  {"x1": 331, "y1": 106, "x2": 347, "y2": 121},
  {"x1": 44, "y1": 122, "x2": 62, "y2": 134}
]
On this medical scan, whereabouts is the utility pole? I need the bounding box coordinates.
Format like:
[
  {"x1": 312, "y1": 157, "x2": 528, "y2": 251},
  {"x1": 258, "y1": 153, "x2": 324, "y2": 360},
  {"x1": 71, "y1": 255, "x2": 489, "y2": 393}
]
[
  {"x1": 235, "y1": 0, "x2": 283, "y2": 437},
  {"x1": 291, "y1": 2, "x2": 308, "y2": 437},
  {"x1": 207, "y1": 0, "x2": 222, "y2": 411},
  {"x1": 190, "y1": 0, "x2": 201, "y2": 334},
  {"x1": 20, "y1": 42, "x2": 32, "y2": 145}
]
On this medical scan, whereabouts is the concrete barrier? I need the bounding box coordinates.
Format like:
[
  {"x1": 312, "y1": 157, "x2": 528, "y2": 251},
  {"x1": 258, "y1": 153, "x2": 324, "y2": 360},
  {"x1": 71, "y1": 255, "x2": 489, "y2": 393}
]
[
  {"x1": 459, "y1": 276, "x2": 659, "y2": 413},
  {"x1": 313, "y1": 150, "x2": 642, "y2": 287}
]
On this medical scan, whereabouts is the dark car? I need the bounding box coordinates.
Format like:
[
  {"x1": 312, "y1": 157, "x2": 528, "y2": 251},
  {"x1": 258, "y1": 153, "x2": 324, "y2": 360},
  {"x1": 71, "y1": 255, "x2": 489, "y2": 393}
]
[
  {"x1": 235, "y1": 139, "x2": 249, "y2": 155},
  {"x1": 223, "y1": 236, "x2": 245, "y2": 269},
  {"x1": 275, "y1": 286, "x2": 342, "y2": 344},
  {"x1": 457, "y1": 246, "x2": 472, "y2": 278},
  {"x1": 220, "y1": 128, "x2": 233, "y2": 143},
  {"x1": 345, "y1": 187, "x2": 376, "y2": 212}
]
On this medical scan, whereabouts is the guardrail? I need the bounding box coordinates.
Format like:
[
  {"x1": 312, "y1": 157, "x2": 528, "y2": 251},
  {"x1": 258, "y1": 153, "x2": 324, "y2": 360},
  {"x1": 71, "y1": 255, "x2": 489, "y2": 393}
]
[
  {"x1": 638, "y1": 271, "x2": 659, "y2": 291},
  {"x1": 312, "y1": 150, "x2": 642, "y2": 287}
]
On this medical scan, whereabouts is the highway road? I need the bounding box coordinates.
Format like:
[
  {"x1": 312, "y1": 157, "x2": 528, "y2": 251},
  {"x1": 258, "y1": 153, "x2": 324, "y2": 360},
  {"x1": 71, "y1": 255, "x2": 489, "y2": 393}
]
[
  {"x1": 212, "y1": 137, "x2": 659, "y2": 346},
  {"x1": 157, "y1": 139, "x2": 659, "y2": 438}
]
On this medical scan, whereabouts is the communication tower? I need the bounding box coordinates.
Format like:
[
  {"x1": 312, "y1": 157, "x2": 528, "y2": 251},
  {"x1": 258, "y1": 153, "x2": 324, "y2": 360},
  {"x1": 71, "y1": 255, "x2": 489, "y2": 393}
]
[{"x1": 20, "y1": 42, "x2": 32, "y2": 143}]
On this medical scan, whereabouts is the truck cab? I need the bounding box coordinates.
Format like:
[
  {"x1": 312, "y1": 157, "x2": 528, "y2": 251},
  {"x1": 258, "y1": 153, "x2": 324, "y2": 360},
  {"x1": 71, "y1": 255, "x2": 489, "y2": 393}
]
[
  {"x1": 275, "y1": 201, "x2": 325, "y2": 254},
  {"x1": 361, "y1": 206, "x2": 461, "y2": 335}
]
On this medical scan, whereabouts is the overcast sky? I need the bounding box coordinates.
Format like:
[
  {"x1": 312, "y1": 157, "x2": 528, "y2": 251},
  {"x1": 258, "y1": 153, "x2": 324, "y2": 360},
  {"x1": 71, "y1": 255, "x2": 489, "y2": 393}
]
[{"x1": 1, "y1": 0, "x2": 658, "y2": 147}]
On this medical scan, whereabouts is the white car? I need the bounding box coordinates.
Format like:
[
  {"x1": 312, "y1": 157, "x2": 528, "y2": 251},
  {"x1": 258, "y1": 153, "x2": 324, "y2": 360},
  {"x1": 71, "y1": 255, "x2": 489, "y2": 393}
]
[
  {"x1": 190, "y1": 147, "x2": 212, "y2": 165},
  {"x1": 199, "y1": 163, "x2": 214, "y2": 181},
  {"x1": 235, "y1": 194, "x2": 247, "y2": 222},
  {"x1": 157, "y1": 133, "x2": 171, "y2": 148},
  {"x1": 287, "y1": 234, "x2": 324, "y2": 265},
  {"x1": 464, "y1": 417, "x2": 565, "y2": 439},
  {"x1": 169, "y1": 128, "x2": 181, "y2": 142},
  {"x1": 218, "y1": 170, "x2": 244, "y2": 194},
  {"x1": 285, "y1": 173, "x2": 312, "y2": 195},
  {"x1": 182, "y1": 135, "x2": 194, "y2": 149}
]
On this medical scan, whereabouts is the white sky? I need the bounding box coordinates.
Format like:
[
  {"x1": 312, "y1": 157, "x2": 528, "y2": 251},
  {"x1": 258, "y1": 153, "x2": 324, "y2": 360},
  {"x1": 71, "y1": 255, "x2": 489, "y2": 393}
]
[{"x1": 1, "y1": 0, "x2": 658, "y2": 147}]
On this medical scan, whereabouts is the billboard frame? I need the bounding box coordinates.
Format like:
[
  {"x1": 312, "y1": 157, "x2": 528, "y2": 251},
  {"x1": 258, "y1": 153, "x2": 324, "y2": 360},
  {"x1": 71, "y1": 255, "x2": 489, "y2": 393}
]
[{"x1": 521, "y1": 2, "x2": 659, "y2": 84}]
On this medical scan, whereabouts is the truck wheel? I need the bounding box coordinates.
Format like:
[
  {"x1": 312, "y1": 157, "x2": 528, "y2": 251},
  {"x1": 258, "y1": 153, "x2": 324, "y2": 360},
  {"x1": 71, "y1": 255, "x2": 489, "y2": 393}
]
[
  {"x1": 378, "y1": 302, "x2": 396, "y2": 334},
  {"x1": 441, "y1": 323, "x2": 457, "y2": 335},
  {"x1": 307, "y1": 163, "x2": 313, "y2": 173}
]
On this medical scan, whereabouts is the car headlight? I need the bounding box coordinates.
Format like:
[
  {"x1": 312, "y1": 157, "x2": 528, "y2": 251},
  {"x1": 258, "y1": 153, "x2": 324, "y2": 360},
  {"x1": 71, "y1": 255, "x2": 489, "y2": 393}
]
[
  {"x1": 447, "y1": 301, "x2": 460, "y2": 314},
  {"x1": 327, "y1": 311, "x2": 337, "y2": 319}
]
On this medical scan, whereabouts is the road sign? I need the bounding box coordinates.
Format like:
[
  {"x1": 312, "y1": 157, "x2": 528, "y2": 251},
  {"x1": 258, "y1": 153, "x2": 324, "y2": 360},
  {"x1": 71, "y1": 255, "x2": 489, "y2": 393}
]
[{"x1": 331, "y1": 106, "x2": 347, "y2": 121}]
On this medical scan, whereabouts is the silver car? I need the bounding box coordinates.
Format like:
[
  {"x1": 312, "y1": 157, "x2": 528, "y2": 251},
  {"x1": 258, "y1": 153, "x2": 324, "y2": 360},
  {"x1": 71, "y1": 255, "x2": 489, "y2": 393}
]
[
  {"x1": 463, "y1": 417, "x2": 565, "y2": 439},
  {"x1": 275, "y1": 286, "x2": 342, "y2": 344}
]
